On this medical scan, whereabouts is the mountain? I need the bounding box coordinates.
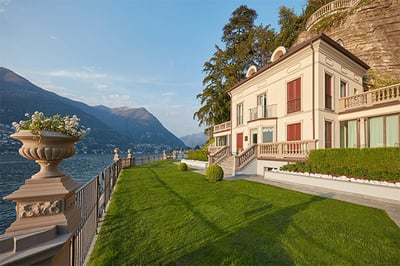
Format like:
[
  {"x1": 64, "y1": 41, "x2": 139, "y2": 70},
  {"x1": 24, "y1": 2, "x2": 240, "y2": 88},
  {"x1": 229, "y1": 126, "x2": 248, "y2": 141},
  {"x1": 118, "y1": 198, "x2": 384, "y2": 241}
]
[
  {"x1": 0, "y1": 67, "x2": 186, "y2": 153},
  {"x1": 180, "y1": 133, "x2": 208, "y2": 148}
]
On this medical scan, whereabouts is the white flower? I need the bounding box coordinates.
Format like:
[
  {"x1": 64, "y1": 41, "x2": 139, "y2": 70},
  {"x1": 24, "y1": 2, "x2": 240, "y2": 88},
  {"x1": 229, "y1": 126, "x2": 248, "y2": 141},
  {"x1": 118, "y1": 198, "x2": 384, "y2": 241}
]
[{"x1": 12, "y1": 111, "x2": 89, "y2": 138}]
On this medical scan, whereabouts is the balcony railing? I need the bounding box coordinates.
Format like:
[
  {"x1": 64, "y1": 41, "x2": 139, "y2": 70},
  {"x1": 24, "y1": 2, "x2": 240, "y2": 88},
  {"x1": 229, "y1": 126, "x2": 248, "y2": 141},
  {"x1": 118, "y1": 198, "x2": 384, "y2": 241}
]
[
  {"x1": 258, "y1": 140, "x2": 317, "y2": 160},
  {"x1": 213, "y1": 121, "x2": 231, "y2": 134},
  {"x1": 249, "y1": 104, "x2": 277, "y2": 121},
  {"x1": 338, "y1": 83, "x2": 400, "y2": 112}
]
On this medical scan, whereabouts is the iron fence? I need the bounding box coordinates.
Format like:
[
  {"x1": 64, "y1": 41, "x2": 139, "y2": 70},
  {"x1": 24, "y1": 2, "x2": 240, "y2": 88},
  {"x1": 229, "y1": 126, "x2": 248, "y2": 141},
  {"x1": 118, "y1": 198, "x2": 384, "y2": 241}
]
[{"x1": 71, "y1": 155, "x2": 163, "y2": 265}]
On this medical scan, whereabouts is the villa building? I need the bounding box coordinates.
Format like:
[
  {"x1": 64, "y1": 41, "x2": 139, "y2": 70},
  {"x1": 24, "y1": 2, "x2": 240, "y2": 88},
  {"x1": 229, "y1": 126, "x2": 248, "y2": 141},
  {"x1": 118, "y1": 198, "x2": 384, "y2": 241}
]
[{"x1": 210, "y1": 33, "x2": 400, "y2": 176}]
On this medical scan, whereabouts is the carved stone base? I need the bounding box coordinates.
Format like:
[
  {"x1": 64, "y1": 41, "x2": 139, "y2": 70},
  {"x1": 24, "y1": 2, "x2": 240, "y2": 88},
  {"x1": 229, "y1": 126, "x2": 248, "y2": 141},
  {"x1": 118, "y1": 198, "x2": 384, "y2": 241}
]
[{"x1": 4, "y1": 175, "x2": 81, "y2": 234}]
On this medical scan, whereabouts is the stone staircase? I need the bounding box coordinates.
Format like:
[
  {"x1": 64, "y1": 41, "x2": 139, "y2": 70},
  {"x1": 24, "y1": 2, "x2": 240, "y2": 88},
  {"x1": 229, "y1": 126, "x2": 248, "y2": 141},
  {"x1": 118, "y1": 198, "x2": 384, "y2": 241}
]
[{"x1": 217, "y1": 156, "x2": 235, "y2": 177}]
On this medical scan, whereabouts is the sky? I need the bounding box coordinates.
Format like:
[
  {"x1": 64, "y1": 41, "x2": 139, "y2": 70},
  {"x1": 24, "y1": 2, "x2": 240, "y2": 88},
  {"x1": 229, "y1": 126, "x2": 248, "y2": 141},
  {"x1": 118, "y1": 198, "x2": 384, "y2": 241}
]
[{"x1": 0, "y1": 0, "x2": 306, "y2": 137}]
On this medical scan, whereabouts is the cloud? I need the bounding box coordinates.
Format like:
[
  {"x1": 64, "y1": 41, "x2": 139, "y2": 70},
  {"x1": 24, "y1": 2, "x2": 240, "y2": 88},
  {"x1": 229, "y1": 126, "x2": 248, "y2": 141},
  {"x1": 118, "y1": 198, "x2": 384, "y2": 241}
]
[
  {"x1": 39, "y1": 68, "x2": 127, "y2": 82},
  {"x1": 36, "y1": 81, "x2": 75, "y2": 98},
  {"x1": 0, "y1": 0, "x2": 10, "y2": 13},
  {"x1": 50, "y1": 35, "x2": 57, "y2": 40},
  {"x1": 81, "y1": 94, "x2": 134, "y2": 108},
  {"x1": 162, "y1": 91, "x2": 176, "y2": 97},
  {"x1": 95, "y1": 83, "x2": 109, "y2": 90},
  {"x1": 46, "y1": 70, "x2": 110, "y2": 80}
]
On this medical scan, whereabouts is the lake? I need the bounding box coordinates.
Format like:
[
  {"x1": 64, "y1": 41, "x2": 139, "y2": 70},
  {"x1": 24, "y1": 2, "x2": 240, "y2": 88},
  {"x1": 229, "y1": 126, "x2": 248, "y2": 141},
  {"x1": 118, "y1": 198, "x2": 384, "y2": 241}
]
[{"x1": 0, "y1": 152, "x2": 115, "y2": 234}]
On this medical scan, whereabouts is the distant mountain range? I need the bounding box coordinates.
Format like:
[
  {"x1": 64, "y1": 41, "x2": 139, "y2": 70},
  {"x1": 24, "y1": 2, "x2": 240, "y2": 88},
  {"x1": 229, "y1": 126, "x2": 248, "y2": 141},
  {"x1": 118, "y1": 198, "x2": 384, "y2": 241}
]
[
  {"x1": 0, "y1": 67, "x2": 186, "y2": 154},
  {"x1": 180, "y1": 133, "x2": 208, "y2": 148}
]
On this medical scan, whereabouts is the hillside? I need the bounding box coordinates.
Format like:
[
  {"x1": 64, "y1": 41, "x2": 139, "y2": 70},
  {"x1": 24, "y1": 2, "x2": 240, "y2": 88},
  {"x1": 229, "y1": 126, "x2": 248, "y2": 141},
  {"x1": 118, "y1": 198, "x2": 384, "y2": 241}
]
[
  {"x1": 297, "y1": 0, "x2": 400, "y2": 84},
  {"x1": 180, "y1": 133, "x2": 208, "y2": 148},
  {"x1": 0, "y1": 67, "x2": 185, "y2": 153}
]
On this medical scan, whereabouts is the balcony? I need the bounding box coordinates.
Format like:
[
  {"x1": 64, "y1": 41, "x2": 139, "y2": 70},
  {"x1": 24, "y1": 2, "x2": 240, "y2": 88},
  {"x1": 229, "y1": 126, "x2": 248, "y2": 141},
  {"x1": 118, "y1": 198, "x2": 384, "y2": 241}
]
[
  {"x1": 213, "y1": 121, "x2": 231, "y2": 134},
  {"x1": 258, "y1": 139, "x2": 317, "y2": 160},
  {"x1": 249, "y1": 104, "x2": 277, "y2": 121},
  {"x1": 338, "y1": 83, "x2": 400, "y2": 113}
]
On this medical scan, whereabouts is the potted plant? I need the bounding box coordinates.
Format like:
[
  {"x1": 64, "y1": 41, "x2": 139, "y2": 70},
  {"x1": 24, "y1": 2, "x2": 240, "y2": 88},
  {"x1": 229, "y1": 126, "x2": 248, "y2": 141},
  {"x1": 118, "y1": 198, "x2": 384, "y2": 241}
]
[{"x1": 11, "y1": 111, "x2": 90, "y2": 179}]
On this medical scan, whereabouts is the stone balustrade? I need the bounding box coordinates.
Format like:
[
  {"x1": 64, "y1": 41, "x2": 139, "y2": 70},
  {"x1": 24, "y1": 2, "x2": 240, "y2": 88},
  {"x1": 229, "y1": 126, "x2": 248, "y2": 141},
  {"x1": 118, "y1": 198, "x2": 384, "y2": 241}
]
[
  {"x1": 213, "y1": 121, "x2": 231, "y2": 134},
  {"x1": 258, "y1": 140, "x2": 317, "y2": 160},
  {"x1": 338, "y1": 83, "x2": 400, "y2": 112},
  {"x1": 306, "y1": 0, "x2": 361, "y2": 31}
]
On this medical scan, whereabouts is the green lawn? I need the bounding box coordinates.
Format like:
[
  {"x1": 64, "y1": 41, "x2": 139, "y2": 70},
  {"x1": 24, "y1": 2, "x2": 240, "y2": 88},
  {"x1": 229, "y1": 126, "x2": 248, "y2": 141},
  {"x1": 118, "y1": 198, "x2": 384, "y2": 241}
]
[{"x1": 88, "y1": 160, "x2": 400, "y2": 265}]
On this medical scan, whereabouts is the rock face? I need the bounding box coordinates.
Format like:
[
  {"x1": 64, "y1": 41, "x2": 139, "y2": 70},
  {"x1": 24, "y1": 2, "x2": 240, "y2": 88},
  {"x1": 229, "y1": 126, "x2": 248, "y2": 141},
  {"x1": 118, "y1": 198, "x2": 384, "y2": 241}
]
[{"x1": 297, "y1": 0, "x2": 400, "y2": 82}]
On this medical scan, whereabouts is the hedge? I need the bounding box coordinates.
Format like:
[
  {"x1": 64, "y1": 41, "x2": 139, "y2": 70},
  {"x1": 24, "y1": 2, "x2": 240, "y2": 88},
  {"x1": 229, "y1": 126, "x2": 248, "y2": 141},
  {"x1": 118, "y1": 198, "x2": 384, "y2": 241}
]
[
  {"x1": 281, "y1": 148, "x2": 400, "y2": 182},
  {"x1": 186, "y1": 150, "x2": 208, "y2": 162}
]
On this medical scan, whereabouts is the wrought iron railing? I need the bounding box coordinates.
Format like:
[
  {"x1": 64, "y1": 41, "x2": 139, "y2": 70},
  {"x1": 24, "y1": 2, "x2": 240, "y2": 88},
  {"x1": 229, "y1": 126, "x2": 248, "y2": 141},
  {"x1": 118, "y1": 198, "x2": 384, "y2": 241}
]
[
  {"x1": 249, "y1": 105, "x2": 277, "y2": 121},
  {"x1": 71, "y1": 154, "x2": 163, "y2": 266}
]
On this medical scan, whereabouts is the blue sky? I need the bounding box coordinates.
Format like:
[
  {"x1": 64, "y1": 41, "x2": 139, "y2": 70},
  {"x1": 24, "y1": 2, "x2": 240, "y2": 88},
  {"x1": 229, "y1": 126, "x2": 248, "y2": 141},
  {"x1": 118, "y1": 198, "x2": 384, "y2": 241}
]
[{"x1": 0, "y1": 0, "x2": 306, "y2": 137}]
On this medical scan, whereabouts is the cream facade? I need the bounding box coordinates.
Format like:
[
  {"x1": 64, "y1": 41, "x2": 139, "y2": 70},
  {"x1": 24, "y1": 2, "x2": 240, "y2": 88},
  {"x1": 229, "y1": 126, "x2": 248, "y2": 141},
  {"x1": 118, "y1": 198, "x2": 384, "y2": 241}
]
[{"x1": 211, "y1": 33, "x2": 400, "y2": 175}]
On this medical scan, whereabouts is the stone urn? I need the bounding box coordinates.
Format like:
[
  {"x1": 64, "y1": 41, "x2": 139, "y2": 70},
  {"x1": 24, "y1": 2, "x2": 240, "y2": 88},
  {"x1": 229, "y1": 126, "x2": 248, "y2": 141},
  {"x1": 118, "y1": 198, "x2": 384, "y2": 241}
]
[
  {"x1": 5, "y1": 130, "x2": 81, "y2": 233},
  {"x1": 11, "y1": 130, "x2": 79, "y2": 179}
]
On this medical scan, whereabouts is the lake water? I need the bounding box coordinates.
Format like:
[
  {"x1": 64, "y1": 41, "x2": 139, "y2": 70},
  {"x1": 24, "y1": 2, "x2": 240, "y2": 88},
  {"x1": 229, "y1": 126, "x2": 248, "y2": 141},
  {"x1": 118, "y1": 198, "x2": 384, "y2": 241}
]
[{"x1": 0, "y1": 152, "x2": 115, "y2": 234}]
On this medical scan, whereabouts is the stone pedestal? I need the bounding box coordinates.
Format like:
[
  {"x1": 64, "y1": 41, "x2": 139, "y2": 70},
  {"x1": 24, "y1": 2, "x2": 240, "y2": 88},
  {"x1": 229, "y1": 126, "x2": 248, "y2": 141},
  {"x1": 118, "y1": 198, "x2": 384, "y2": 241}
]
[
  {"x1": 4, "y1": 175, "x2": 80, "y2": 234},
  {"x1": 0, "y1": 130, "x2": 82, "y2": 265}
]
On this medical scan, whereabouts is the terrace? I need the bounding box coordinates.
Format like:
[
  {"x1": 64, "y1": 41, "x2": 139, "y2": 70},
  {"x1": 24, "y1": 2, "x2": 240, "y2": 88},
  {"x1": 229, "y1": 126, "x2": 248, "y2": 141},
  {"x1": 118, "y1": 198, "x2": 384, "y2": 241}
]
[
  {"x1": 338, "y1": 83, "x2": 400, "y2": 112},
  {"x1": 87, "y1": 160, "x2": 400, "y2": 265}
]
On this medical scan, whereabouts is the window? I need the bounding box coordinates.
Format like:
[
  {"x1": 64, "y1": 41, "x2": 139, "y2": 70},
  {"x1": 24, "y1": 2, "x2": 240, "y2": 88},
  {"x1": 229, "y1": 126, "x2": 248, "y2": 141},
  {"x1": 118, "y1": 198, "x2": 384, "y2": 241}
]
[
  {"x1": 251, "y1": 128, "x2": 258, "y2": 144},
  {"x1": 369, "y1": 116, "x2": 384, "y2": 147},
  {"x1": 386, "y1": 114, "x2": 399, "y2": 147},
  {"x1": 217, "y1": 136, "x2": 227, "y2": 146},
  {"x1": 237, "y1": 103, "x2": 243, "y2": 126},
  {"x1": 340, "y1": 120, "x2": 357, "y2": 148},
  {"x1": 262, "y1": 128, "x2": 273, "y2": 143},
  {"x1": 368, "y1": 114, "x2": 399, "y2": 147},
  {"x1": 325, "y1": 121, "x2": 332, "y2": 148},
  {"x1": 340, "y1": 80, "x2": 347, "y2": 98},
  {"x1": 287, "y1": 123, "x2": 301, "y2": 141},
  {"x1": 287, "y1": 78, "x2": 301, "y2": 114},
  {"x1": 258, "y1": 93, "x2": 267, "y2": 118},
  {"x1": 325, "y1": 73, "x2": 332, "y2": 109}
]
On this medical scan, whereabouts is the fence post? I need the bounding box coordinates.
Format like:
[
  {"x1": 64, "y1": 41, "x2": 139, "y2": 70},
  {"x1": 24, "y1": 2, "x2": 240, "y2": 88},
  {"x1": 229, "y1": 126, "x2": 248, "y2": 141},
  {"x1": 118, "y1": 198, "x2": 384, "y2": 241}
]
[{"x1": 113, "y1": 148, "x2": 120, "y2": 162}]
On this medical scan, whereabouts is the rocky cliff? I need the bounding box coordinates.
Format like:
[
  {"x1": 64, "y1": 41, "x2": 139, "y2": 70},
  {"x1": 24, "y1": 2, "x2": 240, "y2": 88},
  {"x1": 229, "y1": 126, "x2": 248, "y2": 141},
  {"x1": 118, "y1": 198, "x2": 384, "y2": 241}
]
[{"x1": 297, "y1": 0, "x2": 400, "y2": 83}]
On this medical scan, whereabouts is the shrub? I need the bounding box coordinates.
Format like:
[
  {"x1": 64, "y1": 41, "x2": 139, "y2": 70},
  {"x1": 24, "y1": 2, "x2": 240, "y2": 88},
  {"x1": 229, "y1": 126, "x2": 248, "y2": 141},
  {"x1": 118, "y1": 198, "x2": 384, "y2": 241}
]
[
  {"x1": 305, "y1": 148, "x2": 400, "y2": 182},
  {"x1": 178, "y1": 162, "x2": 188, "y2": 171},
  {"x1": 187, "y1": 150, "x2": 208, "y2": 162},
  {"x1": 205, "y1": 165, "x2": 224, "y2": 182}
]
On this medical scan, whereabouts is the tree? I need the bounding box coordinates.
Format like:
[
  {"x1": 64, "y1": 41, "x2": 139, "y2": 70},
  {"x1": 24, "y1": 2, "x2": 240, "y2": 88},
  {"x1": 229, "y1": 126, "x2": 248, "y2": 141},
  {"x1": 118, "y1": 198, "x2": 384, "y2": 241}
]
[
  {"x1": 274, "y1": 6, "x2": 301, "y2": 48},
  {"x1": 193, "y1": 46, "x2": 230, "y2": 128},
  {"x1": 194, "y1": 5, "x2": 277, "y2": 129},
  {"x1": 253, "y1": 24, "x2": 276, "y2": 66}
]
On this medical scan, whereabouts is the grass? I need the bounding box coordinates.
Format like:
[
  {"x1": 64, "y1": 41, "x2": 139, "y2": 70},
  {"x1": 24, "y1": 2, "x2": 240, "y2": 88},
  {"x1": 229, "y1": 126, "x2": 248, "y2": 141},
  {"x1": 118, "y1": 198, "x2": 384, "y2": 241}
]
[{"x1": 88, "y1": 160, "x2": 400, "y2": 265}]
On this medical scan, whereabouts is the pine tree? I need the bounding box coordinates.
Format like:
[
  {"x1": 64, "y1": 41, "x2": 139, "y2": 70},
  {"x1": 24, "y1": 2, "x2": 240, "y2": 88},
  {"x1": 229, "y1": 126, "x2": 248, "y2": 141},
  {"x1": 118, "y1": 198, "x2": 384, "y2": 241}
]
[{"x1": 194, "y1": 5, "x2": 276, "y2": 130}]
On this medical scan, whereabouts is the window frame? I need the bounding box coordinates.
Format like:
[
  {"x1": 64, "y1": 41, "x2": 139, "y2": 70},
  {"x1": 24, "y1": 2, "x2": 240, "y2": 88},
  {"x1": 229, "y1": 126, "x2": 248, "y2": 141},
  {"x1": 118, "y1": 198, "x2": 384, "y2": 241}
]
[
  {"x1": 325, "y1": 73, "x2": 333, "y2": 110},
  {"x1": 237, "y1": 103, "x2": 244, "y2": 126},
  {"x1": 287, "y1": 78, "x2": 301, "y2": 114}
]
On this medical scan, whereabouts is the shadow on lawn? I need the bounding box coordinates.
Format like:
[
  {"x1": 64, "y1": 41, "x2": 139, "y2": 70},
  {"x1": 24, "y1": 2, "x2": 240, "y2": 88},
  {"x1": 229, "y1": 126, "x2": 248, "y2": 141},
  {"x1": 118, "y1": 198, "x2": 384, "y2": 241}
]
[
  {"x1": 148, "y1": 167, "x2": 228, "y2": 236},
  {"x1": 170, "y1": 195, "x2": 326, "y2": 266}
]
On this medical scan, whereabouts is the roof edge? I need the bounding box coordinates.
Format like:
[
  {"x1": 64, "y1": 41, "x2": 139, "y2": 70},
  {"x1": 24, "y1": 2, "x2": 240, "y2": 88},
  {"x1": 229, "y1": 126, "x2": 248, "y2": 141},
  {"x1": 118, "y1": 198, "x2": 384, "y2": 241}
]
[{"x1": 228, "y1": 33, "x2": 370, "y2": 93}]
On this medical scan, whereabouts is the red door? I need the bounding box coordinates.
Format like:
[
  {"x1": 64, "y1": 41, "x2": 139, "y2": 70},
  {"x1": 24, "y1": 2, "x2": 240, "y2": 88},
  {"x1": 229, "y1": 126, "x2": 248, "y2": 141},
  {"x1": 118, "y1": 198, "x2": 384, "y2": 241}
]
[{"x1": 236, "y1": 133, "x2": 243, "y2": 154}]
